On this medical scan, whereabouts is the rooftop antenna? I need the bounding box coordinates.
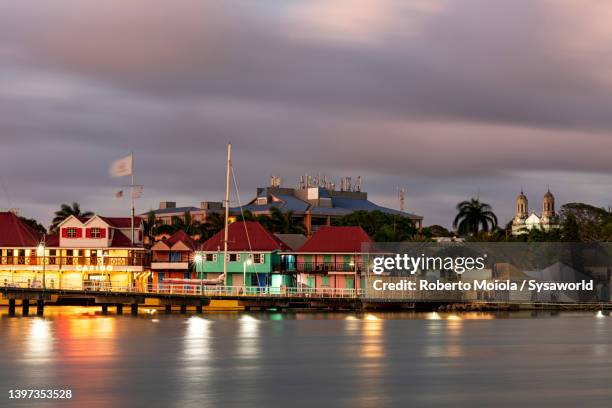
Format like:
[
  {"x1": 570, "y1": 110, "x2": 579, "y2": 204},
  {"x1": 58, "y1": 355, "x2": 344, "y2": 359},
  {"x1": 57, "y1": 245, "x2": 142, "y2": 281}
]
[
  {"x1": 398, "y1": 187, "x2": 406, "y2": 212},
  {"x1": 356, "y1": 176, "x2": 362, "y2": 192}
]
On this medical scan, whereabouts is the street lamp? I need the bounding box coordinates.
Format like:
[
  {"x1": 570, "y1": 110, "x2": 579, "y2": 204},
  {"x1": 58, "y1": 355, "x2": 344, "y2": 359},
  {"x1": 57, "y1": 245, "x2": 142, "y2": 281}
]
[
  {"x1": 37, "y1": 234, "x2": 46, "y2": 290},
  {"x1": 243, "y1": 257, "x2": 253, "y2": 293}
]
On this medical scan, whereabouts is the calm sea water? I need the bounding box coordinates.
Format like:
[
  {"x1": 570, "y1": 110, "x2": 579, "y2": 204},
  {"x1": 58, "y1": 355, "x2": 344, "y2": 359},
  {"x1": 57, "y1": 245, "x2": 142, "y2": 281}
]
[{"x1": 0, "y1": 307, "x2": 611, "y2": 408}]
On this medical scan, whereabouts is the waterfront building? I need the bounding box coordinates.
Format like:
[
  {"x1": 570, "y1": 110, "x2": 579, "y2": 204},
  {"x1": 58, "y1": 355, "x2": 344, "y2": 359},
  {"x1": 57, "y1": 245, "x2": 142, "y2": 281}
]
[
  {"x1": 194, "y1": 221, "x2": 292, "y2": 289},
  {"x1": 0, "y1": 212, "x2": 149, "y2": 290},
  {"x1": 511, "y1": 189, "x2": 560, "y2": 235},
  {"x1": 279, "y1": 226, "x2": 373, "y2": 291},
  {"x1": 150, "y1": 230, "x2": 198, "y2": 289},
  {"x1": 232, "y1": 178, "x2": 423, "y2": 235},
  {"x1": 141, "y1": 201, "x2": 223, "y2": 229}
]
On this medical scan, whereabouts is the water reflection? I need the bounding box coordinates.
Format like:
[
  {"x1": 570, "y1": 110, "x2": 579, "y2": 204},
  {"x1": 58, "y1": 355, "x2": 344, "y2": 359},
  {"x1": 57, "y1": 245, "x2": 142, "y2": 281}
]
[
  {"x1": 182, "y1": 316, "x2": 211, "y2": 363},
  {"x1": 1, "y1": 307, "x2": 611, "y2": 408},
  {"x1": 24, "y1": 318, "x2": 54, "y2": 365},
  {"x1": 238, "y1": 315, "x2": 260, "y2": 359}
]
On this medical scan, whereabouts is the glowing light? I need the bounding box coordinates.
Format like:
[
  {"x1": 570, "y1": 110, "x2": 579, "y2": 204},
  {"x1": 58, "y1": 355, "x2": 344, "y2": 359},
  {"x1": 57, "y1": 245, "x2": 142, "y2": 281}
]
[
  {"x1": 364, "y1": 314, "x2": 380, "y2": 321},
  {"x1": 194, "y1": 254, "x2": 203, "y2": 263},
  {"x1": 596, "y1": 310, "x2": 606, "y2": 319},
  {"x1": 427, "y1": 312, "x2": 442, "y2": 320}
]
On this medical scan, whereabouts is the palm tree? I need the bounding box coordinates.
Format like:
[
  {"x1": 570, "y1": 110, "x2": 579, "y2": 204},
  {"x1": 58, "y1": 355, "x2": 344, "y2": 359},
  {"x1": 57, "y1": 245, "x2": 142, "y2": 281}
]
[
  {"x1": 50, "y1": 202, "x2": 94, "y2": 233},
  {"x1": 265, "y1": 207, "x2": 306, "y2": 234},
  {"x1": 453, "y1": 198, "x2": 498, "y2": 236},
  {"x1": 142, "y1": 211, "x2": 162, "y2": 243},
  {"x1": 203, "y1": 212, "x2": 225, "y2": 240}
]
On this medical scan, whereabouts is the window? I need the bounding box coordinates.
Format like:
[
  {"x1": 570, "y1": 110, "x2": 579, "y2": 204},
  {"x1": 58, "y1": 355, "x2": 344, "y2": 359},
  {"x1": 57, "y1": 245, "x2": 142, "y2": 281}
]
[
  {"x1": 252, "y1": 254, "x2": 265, "y2": 264},
  {"x1": 170, "y1": 251, "x2": 182, "y2": 262},
  {"x1": 67, "y1": 227, "x2": 79, "y2": 238},
  {"x1": 228, "y1": 253, "x2": 240, "y2": 262},
  {"x1": 90, "y1": 227, "x2": 101, "y2": 238},
  {"x1": 205, "y1": 253, "x2": 217, "y2": 262},
  {"x1": 322, "y1": 276, "x2": 329, "y2": 287}
]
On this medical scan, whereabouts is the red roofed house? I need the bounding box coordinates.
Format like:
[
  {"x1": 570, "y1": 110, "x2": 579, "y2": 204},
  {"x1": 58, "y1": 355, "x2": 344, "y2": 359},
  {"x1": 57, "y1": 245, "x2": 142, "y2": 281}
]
[
  {"x1": 45, "y1": 215, "x2": 149, "y2": 290},
  {"x1": 150, "y1": 230, "x2": 198, "y2": 290},
  {"x1": 280, "y1": 226, "x2": 373, "y2": 293},
  {"x1": 195, "y1": 221, "x2": 292, "y2": 290},
  {"x1": 0, "y1": 211, "x2": 45, "y2": 288}
]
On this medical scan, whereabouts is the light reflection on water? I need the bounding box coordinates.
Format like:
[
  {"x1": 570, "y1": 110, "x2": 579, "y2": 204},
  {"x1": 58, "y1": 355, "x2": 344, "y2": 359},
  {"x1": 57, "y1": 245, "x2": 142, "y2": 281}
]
[{"x1": 0, "y1": 307, "x2": 611, "y2": 408}]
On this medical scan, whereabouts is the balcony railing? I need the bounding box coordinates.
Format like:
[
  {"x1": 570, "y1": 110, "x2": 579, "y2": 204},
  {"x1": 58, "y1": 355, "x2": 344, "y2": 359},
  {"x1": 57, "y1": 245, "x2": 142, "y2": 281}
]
[
  {"x1": 0, "y1": 275, "x2": 364, "y2": 298},
  {"x1": 0, "y1": 256, "x2": 149, "y2": 267},
  {"x1": 278, "y1": 262, "x2": 364, "y2": 273}
]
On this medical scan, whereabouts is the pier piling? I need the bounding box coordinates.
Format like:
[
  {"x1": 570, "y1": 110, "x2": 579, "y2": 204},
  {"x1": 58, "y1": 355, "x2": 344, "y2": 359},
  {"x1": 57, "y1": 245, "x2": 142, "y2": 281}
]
[
  {"x1": 180, "y1": 304, "x2": 187, "y2": 314},
  {"x1": 165, "y1": 304, "x2": 172, "y2": 313},
  {"x1": 8, "y1": 299, "x2": 16, "y2": 316},
  {"x1": 101, "y1": 304, "x2": 108, "y2": 315},
  {"x1": 22, "y1": 300, "x2": 30, "y2": 316},
  {"x1": 116, "y1": 304, "x2": 123, "y2": 315},
  {"x1": 131, "y1": 304, "x2": 138, "y2": 316},
  {"x1": 36, "y1": 299, "x2": 44, "y2": 316},
  {"x1": 196, "y1": 304, "x2": 203, "y2": 314}
]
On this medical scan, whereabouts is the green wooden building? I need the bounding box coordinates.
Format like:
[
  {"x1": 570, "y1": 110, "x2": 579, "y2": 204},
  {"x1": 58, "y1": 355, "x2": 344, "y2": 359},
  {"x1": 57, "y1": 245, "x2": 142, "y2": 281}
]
[{"x1": 194, "y1": 221, "x2": 292, "y2": 289}]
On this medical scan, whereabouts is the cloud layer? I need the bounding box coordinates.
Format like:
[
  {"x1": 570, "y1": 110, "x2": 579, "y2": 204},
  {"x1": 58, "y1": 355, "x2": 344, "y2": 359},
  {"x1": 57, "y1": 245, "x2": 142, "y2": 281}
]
[{"x1": 1, "y1": 0, "x2": 611, "y2": 227}]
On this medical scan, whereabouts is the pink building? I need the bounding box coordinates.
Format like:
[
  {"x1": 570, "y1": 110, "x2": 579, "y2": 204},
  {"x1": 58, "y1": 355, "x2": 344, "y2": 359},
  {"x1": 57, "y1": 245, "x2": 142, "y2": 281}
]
[{"x1": 282, "y1": 226, "x2": 373, "y2": 290}]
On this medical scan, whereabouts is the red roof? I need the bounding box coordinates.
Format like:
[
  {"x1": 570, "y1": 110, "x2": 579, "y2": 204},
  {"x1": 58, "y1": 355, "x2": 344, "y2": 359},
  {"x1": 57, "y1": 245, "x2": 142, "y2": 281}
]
[
  {"x1": 200, "y1": 221, "x2": 289, "y2": 251},
  {"x1": 110, "y1": 231, "x2": 135, "y2": 247},
  {"x1": 97, "y1": 216, "x2": 142, "y2": 228},
  {"x1": 46, "y1": 234, "x2": 59, "y2": 247},
  {"x1": 0, "y1": 212, "x2": 42, "y2": 247},
  {"x1": 163, "y1": 230, "x2": 198, "y2": 251},
  {"x1": 298, "y1": 226, "x2": 373, "y2": 253}
]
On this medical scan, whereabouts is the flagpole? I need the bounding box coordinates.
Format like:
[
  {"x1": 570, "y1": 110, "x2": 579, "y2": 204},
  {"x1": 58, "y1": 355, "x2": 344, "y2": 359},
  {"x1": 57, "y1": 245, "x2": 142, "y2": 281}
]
[
  {"x1": 130, "y1": 152, "x2": 135, "y2": 291},
  {"x1": 130, "y1": 151, "x2": 135, "y2": 246}
]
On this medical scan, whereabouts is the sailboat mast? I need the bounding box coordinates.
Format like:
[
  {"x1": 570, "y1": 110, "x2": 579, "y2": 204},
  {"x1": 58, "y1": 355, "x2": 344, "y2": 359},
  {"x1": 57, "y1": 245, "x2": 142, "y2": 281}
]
[
  {"x1": 223, "y1": 143, "x2": 231, "y2": 284},
  {"x1": 131, "y1": 152, "x2": 135, "y2": 246}
]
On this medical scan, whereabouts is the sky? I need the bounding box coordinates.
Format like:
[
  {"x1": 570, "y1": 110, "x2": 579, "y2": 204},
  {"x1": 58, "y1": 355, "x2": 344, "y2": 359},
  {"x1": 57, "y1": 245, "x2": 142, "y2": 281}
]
[{"x1": 1, "y1": 0, "x2": 611, "y2": 229}]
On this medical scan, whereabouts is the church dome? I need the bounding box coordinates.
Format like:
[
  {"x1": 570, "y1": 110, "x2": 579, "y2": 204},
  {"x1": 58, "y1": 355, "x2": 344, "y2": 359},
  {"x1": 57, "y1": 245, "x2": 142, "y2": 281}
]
[
  {"x1": 515, "y1": 190, "x2": 528, "y2": 218},
  {"x1": 542, "y1": 189, "x2": 555, "y2": 216}
]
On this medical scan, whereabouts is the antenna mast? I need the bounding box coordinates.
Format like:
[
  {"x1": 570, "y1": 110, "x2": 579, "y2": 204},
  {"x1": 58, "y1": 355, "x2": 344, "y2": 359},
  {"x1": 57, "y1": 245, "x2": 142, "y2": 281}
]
[{"x1": 398, "y1": 187, "x2": 406, "y2": 212}]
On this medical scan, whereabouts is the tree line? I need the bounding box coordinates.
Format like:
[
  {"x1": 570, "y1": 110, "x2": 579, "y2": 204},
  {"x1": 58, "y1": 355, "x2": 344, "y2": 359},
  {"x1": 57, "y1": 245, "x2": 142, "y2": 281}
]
[{"x1": 20, "y1": 199, "x2": 612, "y2": 244}]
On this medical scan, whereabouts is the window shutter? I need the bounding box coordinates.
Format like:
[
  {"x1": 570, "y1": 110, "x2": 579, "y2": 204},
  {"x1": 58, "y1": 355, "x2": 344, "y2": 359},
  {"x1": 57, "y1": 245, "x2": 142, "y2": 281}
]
[
  {"x1": 76, "y1": 228, "x2": 83, "y2": 238},
  {"x1": 85, "y1": 228, "x2": 91, "y2": 238},
  {"x1": 61, "y1": 228, "x2": 68, "y2": 238},
  {"x1": 100, "y1": 228, "x2": 107, "y2": 238}
]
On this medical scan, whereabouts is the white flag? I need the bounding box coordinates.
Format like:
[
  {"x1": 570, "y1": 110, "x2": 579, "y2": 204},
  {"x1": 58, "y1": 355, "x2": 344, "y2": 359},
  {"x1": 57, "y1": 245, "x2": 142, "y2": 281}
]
[
  {"x1": 109, "y1": 154, "x2": 133, "y2": 177},
  {"x1": 131, "y1": 185, "x2": 144, "y2": 199}
]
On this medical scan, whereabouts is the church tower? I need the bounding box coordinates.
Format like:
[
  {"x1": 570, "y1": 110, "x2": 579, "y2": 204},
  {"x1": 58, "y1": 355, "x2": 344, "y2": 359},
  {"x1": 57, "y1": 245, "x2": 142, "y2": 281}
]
[
  {"x1": 542, "y1": 189, "x2": 555, "y2": 218},
  {"x1": 540, "y1": 188, "x2": 559, "y2": 231},
  {"x1": 511, "y1": 190, "x2": 529, "y2": 234}
]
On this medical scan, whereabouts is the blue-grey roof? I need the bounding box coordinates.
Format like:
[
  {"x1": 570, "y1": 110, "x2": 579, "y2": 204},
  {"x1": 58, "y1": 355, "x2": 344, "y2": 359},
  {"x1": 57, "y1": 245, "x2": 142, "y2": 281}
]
[
  {"x1": 144, "y1": 206, "x2": 199, "y2": 215},
  {"x1": 232, "y1": 193, "x2": 309, "y2": 214},
  {"x1": 317, "y1": 188, "x2": 331, "y2": 198},
  {"x1": 274, "y1": 194, "x2": 310, "y2": 212},
  {"x1": 232, "y1": 191, "x2": 422, "y2": 220},
  {"x1": 232, "y1": 202, "x2": 280, "y2": 213},
  {"x1": 318, "y1": 197, "x2": 422, "y2": 219}
]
